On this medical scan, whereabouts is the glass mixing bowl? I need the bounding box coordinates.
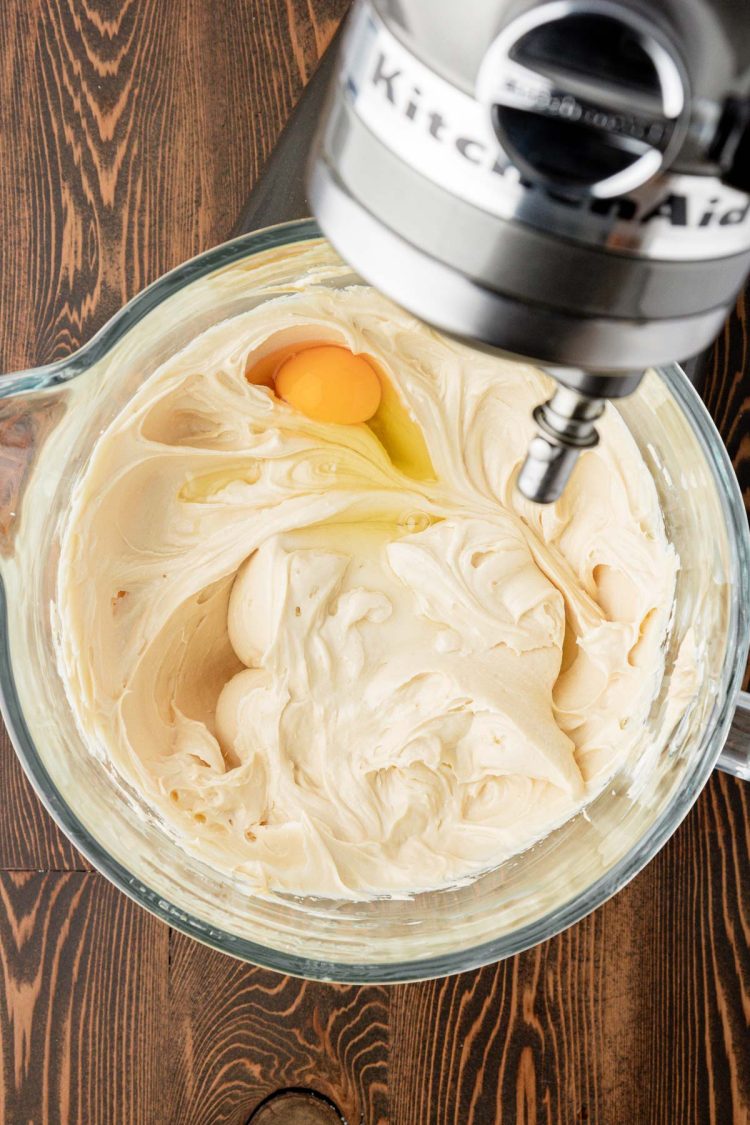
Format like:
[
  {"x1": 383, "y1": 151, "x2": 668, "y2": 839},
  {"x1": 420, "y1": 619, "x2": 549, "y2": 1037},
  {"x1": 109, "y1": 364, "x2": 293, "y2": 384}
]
[{"x1": 0, "y1": 219, "x2": 748, "y2": 983}]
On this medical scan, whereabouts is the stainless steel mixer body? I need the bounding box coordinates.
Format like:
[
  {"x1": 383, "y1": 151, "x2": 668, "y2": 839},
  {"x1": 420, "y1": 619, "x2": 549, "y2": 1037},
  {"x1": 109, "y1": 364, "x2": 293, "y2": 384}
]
[{"x1": 308, "y1": 0, "x2": 750, "y2": 499}]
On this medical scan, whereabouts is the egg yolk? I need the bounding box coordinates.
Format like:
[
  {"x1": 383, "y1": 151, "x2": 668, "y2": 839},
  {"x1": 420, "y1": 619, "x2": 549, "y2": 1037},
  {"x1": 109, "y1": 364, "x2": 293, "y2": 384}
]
[{"x1": 274, "y1": 345, "x2": 382, "y2": 424}]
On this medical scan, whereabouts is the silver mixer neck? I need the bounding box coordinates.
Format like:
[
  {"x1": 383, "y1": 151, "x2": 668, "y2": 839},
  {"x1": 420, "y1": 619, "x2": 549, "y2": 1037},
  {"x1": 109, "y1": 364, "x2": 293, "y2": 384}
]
[{"x1": 517, "y1": 368, "x2": 644, "y2": 502}]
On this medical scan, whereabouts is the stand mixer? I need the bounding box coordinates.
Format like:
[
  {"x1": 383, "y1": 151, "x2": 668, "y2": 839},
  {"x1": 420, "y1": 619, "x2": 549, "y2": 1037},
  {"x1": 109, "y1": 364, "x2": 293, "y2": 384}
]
[{"x1": 306, "y1": 0, "x2": 750, "y2": 500}]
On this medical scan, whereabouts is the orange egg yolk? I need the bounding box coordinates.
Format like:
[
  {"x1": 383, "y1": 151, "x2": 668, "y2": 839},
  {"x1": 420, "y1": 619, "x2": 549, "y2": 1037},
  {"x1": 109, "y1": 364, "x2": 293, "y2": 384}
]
[{"x1": 267, "y1": 345, "x2": 382, "y2": 424}]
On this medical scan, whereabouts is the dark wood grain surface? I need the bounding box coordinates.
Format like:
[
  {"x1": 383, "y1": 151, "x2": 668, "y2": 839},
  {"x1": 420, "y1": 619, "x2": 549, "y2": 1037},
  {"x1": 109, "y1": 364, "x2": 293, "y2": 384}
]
[{"x1": 0, "y1": 2, "x2": 748, "y2": 1123}]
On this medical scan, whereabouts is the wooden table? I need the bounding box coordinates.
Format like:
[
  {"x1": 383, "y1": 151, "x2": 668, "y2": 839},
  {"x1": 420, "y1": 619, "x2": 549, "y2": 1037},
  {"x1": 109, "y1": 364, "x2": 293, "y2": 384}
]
[{"x1": 0, "y1": 3, "x2": 748, "y2": 1122}]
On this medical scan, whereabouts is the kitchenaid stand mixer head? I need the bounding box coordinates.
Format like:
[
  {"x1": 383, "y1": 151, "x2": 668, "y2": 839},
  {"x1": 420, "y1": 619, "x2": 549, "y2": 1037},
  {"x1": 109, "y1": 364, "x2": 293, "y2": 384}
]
[{"x1": 308, "y1": 0, "x2": 750, "y2": 500}]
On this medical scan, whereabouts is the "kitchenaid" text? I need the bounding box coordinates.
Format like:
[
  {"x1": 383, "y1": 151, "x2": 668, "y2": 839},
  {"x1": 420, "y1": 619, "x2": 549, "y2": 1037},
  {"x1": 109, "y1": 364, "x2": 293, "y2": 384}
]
[{"x1": 368, "y1": 52, "x2": 750, "y2": 230}]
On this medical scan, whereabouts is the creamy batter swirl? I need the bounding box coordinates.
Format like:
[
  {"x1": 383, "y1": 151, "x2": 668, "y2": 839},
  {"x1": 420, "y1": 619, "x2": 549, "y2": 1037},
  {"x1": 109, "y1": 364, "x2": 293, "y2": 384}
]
[{"x1": 56, "y1": 285, "x2": 677, "y2": 898}]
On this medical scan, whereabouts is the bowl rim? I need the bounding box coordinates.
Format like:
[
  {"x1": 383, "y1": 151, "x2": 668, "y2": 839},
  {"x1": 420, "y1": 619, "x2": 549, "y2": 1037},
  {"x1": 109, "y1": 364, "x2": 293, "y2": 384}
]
[{"x1": 1, "y1": 218, "x2": 748, "y2": 983}]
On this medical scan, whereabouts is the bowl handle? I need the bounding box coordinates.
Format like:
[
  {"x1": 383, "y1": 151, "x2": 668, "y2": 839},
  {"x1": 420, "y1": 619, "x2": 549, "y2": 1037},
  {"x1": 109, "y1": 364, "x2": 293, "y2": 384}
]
[{"x1": 717, "y1": 690, "x2": 750, "y2": 781}]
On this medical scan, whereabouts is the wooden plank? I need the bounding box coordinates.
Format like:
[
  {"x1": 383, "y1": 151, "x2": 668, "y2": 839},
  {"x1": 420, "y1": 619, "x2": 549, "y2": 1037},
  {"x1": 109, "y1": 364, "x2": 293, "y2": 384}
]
[
  {"x1": 0, "y1": 0, "x2": 345, "y2": 371},
  {"x1": 704, "y1": 286, "x2": 750, "y2": 688},
  {"x1": 166, "y1": 935, "x2": 390, "y2": 1124},
  {"x1": 0, "y1": 871, "x2": 169, "y2": 1124},
  {"x1": 704, "y1": 287, "x2": 750, "y2": 510},
  {"x1": 0, "y1": 729, "x2": 86, "y2": 872}
]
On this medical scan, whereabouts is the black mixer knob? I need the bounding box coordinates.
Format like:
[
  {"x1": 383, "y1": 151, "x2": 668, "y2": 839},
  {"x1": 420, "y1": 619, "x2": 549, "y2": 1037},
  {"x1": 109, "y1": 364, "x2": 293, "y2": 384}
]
[{"x1": 476, "y1": 2, "x2": 689, "y2": 198}]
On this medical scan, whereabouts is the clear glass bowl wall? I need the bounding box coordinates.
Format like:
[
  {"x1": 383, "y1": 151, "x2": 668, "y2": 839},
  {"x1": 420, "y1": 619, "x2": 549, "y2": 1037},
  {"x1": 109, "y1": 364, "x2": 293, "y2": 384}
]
[{"x1": 0, "y1": 220, "x2": 747, "y2": 983}]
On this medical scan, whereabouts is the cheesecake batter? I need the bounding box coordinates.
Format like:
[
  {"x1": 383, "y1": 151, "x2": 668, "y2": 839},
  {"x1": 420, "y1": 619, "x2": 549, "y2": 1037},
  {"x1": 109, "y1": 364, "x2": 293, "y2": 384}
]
[{"x1": 56, "y1": 284, "x2": 678, "y2": 898}]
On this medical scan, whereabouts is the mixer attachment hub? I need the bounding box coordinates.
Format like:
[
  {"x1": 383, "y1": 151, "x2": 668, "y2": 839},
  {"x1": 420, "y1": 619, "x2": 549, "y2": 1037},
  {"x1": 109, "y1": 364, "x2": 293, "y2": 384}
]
[{"x1": 517, "y1": 385, "x2": 605, "y2": 503}]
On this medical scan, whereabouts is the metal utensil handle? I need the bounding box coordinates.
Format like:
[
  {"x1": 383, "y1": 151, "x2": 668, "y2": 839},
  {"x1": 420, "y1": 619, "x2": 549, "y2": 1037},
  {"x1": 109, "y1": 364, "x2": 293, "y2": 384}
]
[{"x1": 717, "y1": 690, "x2": 750, "y2": 780}]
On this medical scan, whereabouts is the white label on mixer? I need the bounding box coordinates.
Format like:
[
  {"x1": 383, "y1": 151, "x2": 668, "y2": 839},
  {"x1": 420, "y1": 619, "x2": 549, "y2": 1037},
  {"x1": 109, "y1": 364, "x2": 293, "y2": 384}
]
[{"x1": 340, "y1": 1, "x2": 750, "y2": 261}]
